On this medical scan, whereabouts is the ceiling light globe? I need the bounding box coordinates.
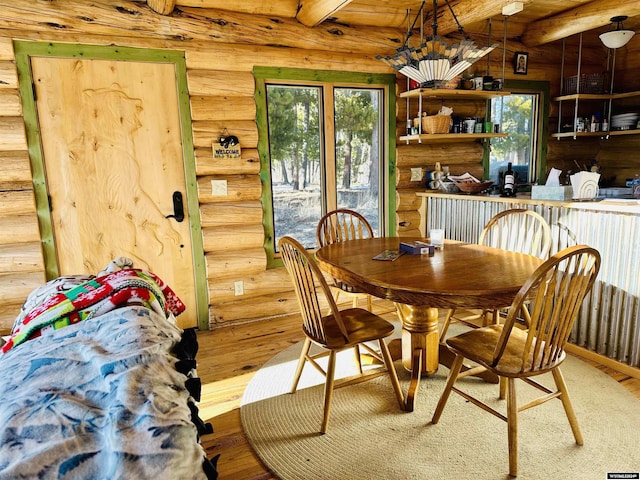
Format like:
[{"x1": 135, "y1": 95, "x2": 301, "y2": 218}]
[{"x1": 599, "y1": 30, "x2": 635, "y2": 49}]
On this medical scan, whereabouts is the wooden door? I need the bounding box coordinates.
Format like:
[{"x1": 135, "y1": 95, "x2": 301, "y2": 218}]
[{"x1": 31, "y1": 56, "x2": 198, "y2": 328}]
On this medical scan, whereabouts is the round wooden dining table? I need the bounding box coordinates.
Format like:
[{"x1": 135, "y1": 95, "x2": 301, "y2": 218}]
[{"x1": 315, "y1": 236, "x2": 544, "y2": 411}]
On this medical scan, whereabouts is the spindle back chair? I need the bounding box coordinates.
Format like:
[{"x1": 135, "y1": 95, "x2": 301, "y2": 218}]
[{"x1": 279, "y1": 235, "x2": 405, "y2": 433}]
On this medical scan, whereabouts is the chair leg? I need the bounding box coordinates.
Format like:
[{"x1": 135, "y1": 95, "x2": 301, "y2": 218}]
[
  {"x1": 481, "y1": 308, "x2": 500, "y2": 327},
  {"x1": 439, "y1": 308, "x2": 455, "y2": 343},
  {"x1": 334, "y1": 290, "x2": 341, "y2": 305},
  {"x1": 507, "y1": 378, "x2": 518, "y2": 477},
  {"x1": 353, "y1": 345, "x2": 363, "y2": 374},
  {"x1": 431, "y1": 354, "x2": 465, "y2": 424},
  {"x1": 378, "y1": 338, "x2": 405, "y2": 410},
  {"x1": 291, "y1": 338, "x2": 311, "y2": 394},
  {"x1": 366, "y1": 294, "x2": 372, "y2": 312},
  {"x1": 552, "y1": 367, "x2": 584, "y2": 445},
  {"x1": 499, "y1": 376, "x2": 507, "y2": 400},
  {"x1": 321, "y1": 350, "x2": 337, "y2": 434}
]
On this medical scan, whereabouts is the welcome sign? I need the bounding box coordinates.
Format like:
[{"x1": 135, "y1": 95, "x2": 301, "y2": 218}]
[{"x1": 212, "y1": 141, "x2": 241, "y2": 159}]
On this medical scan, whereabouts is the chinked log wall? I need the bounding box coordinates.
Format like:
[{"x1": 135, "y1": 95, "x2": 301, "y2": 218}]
[
  {"x1": 0, "y1": 1, "x2": 410, "y2": 332},
  {"x1": 0, "y1": 0, "x2": 623, "y2": 332}
]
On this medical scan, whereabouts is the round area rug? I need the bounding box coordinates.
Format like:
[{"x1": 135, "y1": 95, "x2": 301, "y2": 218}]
[{"x1": 241, "y1": 332, "x2": 640, "y2": 480}]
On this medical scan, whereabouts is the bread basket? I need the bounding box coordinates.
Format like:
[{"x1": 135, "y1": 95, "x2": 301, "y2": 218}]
[{"x1": 422, "y1": 115, "x2": 451, "y2": 134}]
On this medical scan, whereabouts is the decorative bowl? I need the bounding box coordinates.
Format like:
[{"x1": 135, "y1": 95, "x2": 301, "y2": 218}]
[{"x1": 454, "y1": 180, "x2": 494, "y2": 194}]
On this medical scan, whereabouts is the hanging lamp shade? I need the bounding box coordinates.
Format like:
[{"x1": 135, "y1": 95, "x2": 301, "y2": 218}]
[
  {"x1": 379, "y1": 38, "x2": 497, "y2": 87},
  {"x1": 600, "y1": 30, "x2": 635, "y2": 48},
  {"x1": 377, "y1": 0, "x2": 498, "y2": 88},
  {"x1": 599, "y1": 16, "x2": 635, "y2": 49}
]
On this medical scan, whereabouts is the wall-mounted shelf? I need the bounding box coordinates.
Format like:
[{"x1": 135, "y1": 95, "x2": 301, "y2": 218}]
[
  {"x1": 399, "y1": 133, "x2": 508, "y2": 143},
  {"x1": 553, "y1": 91, "x2": 640, "y2": 102},
  {"x1": 552, "y1": 90, "x2": 640, "y2": 138},
  {"x1": 554, "y1": 33, "x2": 640, "y2": 140},
  {"x1": 552, "y1": 129, "x2": 640, "y2": 139},
  {"x1": 401, "y1": 88, "x2": 512, "y2": 144},
  {"x1": 400, "y1": 88, "x2": 512, "y2": 99}
]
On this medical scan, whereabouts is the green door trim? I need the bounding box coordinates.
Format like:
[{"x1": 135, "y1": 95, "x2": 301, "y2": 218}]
[{"x1": 13, "y1": 41, "x2": 209, "y2": 330}]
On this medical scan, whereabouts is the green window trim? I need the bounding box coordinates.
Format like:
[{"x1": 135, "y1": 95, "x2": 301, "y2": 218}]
[
  {"x1": 254, "y1": 67, "x2": 397, "y2": 268},
  {"x1": 483, "y1": 79, "x2": 550, "y2": 185}
]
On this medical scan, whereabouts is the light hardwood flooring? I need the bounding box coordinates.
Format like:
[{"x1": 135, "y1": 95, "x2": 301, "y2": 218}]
[{"x1": 197, "y1": 301, "x2": 640, "y2": 480}]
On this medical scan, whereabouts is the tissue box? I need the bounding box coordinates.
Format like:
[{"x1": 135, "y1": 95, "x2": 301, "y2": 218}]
[
  {"x1": 531, "y1": 185, "x2": 573, "y2": 201},
  {"x1": 400, "y1": 241, "x2": 435, "y2": 255}
]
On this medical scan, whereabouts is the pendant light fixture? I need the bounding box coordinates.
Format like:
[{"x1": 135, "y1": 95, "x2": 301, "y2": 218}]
[
  {"x1": 599, "y1": 16, "x2": 635, "y2": 49},
  {"x1": 377, "y1": 0, "x2": 498, "y2": 88}
]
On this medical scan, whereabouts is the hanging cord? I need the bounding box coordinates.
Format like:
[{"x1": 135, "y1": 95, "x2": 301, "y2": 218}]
[
  {"x1": 431, "y1": 0, "x2": 438, "y2": 37},
  {"x1": 402, "y1": 0, "x2": 426, "y2": 48},
  {"x1": 501, "y1": 15, "x2": 507, "y2": 87},
  {"x1": 443, "y1": 0, "x2": 467, "y2": 38},
  {"x1": 487, "y1": 18, "x2": 492, "y2": 75}
]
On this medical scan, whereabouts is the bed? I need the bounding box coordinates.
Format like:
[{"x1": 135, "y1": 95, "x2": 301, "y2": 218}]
[{"x1": 0, "y1": 258, "x2": 218, "y2": 479}]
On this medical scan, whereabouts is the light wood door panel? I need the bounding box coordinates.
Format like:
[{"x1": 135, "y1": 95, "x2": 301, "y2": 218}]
[{"x1": 31, "y1": 56, "x2": 197, "y2": 328}]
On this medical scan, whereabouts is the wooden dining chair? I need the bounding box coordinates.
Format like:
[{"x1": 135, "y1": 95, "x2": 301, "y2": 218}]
[
  {"x1": 431, "y1": 245, "x2": 601, "y2": 477},
  {"x1": 316, "y1": 209, "x2": 375, "y2": 312},
  {"x1": 439, "y1": 208, "x2": 552, "y2": 342},
  {"x1": 279, "y1": 235, "x2": 405, "y2": 433}
]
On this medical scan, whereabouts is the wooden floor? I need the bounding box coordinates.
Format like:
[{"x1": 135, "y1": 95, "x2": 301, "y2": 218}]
[{"x1": 197, "y1": 301, "x2": 640, "y2": 480}]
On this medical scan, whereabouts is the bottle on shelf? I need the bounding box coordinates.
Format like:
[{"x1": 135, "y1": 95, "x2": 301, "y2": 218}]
[{"x1": 501, "y1": 162, "x2": 517, "y2": 197}]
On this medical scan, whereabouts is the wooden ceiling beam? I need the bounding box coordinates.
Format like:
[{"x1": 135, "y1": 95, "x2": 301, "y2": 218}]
[
  {"x1": 427, "y1": 0, "x2": 534, "y2": 37},
  {"x1": 147, "y1": 0, "x2": 176, "y2": 15},
  {"x1": 521, "y1": 0, "x2": 640, "y2": 47},
  {"x1": 327, "y1": 1, "x2": 410, "y2": 28},
  {"x1": 297, "y1": 0, "x2": 354, "y2": 27},
  {"x1": 174, "y1": 0, "x2": 298, "y2": 18}
]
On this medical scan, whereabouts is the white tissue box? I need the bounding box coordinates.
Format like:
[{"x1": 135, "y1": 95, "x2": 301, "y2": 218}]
[{"x1": 531, "y1": 185, "x2": 573, "y2": 200}]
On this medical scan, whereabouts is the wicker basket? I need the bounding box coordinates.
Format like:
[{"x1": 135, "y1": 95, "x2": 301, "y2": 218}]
[{"x1": 422, "y1": 115, "x2": 451, "y2": 134}]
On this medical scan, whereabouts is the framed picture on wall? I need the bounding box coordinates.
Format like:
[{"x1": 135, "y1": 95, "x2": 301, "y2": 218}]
[{"x1": 514, "y1": 52, "x2": 528, "y2": 75}]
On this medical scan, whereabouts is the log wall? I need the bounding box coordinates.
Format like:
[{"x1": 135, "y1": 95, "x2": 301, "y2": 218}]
[
  {"x1": 0, "y1": 38, "x2": 46, "y2": 332},
  {"x1": 0, "y1": 1, "x2": 637, "y2": 333}
]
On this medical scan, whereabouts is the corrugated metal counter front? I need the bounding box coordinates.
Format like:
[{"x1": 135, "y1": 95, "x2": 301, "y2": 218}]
[{"x1": 417, "y1": 191, "x2": 640, "y2": 369}]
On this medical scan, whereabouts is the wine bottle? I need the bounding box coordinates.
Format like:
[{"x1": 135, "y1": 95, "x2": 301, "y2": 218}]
[{"x1": 501, "y1": 162, "x2": 516, "y2": 197}]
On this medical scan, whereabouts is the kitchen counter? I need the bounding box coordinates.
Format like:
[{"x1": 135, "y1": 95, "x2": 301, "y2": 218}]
[
  {"x1": 416, "y1": 190, "x2": 640, "y2": 369},
  {"x1": 416, "y1": 191, "x2": 640, "y2": 218}
]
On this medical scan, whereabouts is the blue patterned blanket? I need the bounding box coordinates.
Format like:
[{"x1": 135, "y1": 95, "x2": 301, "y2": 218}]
[{"x1": 0, "y1": 305, "x2": 210, "y2": 479}]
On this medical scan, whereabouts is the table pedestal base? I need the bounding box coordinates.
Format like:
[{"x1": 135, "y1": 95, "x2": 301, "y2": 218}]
[
  {"x1": 395, "y1": 304, "x2": 440, "y2": 411},
  {"x1": 394, "y1": 303, "x2": 498, "y2": 411},
  {"x1": 395, "y1": 304, "x2": 440, "y2": 375}
]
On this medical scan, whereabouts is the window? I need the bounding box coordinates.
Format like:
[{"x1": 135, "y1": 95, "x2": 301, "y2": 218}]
[
  {"x1": 255, "y1": 68, "x2": 396, "y2": 266},
  {"x1": 487, "y1": 81, "x2": 549, "y2": 188},
  {"x1": 489, "y1": 93, "x2": 539, "y2": 186}
]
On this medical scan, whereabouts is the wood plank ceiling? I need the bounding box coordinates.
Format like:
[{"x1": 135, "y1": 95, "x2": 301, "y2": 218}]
[{"x1": 146, "y1": 0, "x2": 640, "y2": 47}]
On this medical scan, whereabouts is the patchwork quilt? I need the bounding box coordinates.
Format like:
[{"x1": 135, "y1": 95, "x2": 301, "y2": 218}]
[
  {"x1": 1, "y1": 268, "x2": 185, "y2": 354},
  {"x1": 0, "y1": 266, "x2": 215, "y2": 479}
]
